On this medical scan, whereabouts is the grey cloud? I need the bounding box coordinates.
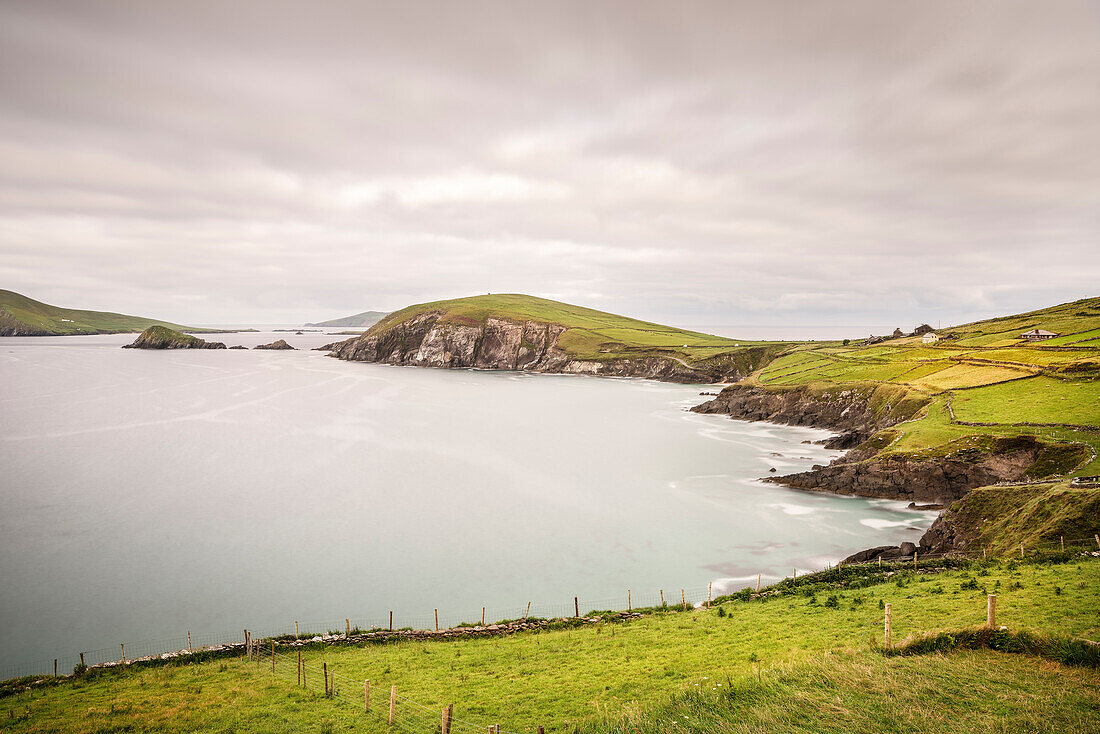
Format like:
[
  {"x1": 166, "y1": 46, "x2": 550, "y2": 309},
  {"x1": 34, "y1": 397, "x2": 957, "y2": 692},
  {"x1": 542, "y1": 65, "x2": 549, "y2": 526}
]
[{"x1": 0, "y1": 0, "x2": 1097, "y2": 332}]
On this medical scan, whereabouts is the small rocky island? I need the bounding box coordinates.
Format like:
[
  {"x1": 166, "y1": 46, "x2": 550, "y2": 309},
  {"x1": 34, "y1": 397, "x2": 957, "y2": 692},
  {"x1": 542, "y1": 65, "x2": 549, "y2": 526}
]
[
  {"x1": 122, "y1": 325, "x2": 226, "y2": 349},
  {"x1": 254, "y1": 339, "x2": 295, "y2": 350}
]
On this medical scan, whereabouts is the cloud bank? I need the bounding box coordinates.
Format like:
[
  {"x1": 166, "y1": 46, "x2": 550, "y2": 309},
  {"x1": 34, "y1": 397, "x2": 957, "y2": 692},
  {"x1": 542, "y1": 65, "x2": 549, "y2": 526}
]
[{"x1": 1, "y1": 0, "x2": 1097, "y2": 335}]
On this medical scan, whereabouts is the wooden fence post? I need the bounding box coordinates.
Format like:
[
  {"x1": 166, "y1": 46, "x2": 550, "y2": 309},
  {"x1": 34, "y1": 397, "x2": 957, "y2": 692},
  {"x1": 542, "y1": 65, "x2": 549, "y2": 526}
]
[
  {"x1": 628, "y1": 589, "x2": 631, "y2": 612},
  {"x1": 525, "y1": 601, "x2": 531, "y2": 621},
  {"x1": 389, "y1": 685, "x2": 397, "y2": 724},
  {"x1": 757, "y1": 574, "x2": 761, "y2": 592},
  {"x1": 681, "y1": 589, "x2": 686, "y2": 610},
  {"x1": 1061, "y1": 536, "x2": 1065, "y2": 552},
  {"x1": 482, "y1": 607, "x2": 486, "y2": 626},
  {"x1": 323, "y1": 662, "x2": 329, "y2": 696},
  {"x1": 884, "y1": 603, "x2": 892, "y2": 649},
  {"x1": 538, "y1": 726, "x2": 545, "y2": 734},
  {"x1": 435, "y1": 609, "x2": 439, "y2": 632},
  {"x1": 914, "y1": 552, "x2": 918, "y2": 569},
  {"x1": 53, "y1": 659, "x2": 57, "y2": 677},
  {"x1": 364, "y1": 679, "x2": 370, "y2": 711},
  {"x1": 442, "y1": 703, "x2": 453, "y2": 734},
  {"x1": 79, "y1": 652, "x2": 84, "y2": 668},
  {"x1": 389, "y1": 611, "x2": 393, "y2": 631},
  {"x1": 660, "y1": 589, "x2": 664, "y2": 606},
  {"x1": 346, "y1": 619, "x2": 350, "y2": 637},
  {"x1": 987, "y1": 594, "x2": 997, "y2": 629},
  {"x1": 707, "y1": 582, "x2": 712, "y2": 609},
  {"x1": 575, "y1": 596, "x2": 579, "y2": 618},
  {"x1": 121, "y1": 643, "x2": 126, "y2": 663},
  {"x1": 295, "y1": 621, "x2": 299, "y2": 640}
]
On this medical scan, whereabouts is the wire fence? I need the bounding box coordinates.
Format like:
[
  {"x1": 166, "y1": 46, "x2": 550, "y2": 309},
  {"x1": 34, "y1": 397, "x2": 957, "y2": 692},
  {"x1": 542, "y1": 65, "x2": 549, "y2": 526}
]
[{"x1": 5, "y1": 532, "x2": 1098, "y2": 732}]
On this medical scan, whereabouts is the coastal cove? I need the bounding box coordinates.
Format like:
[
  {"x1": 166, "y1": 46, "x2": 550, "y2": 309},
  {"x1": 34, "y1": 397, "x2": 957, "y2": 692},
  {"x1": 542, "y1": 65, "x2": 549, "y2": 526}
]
[{"x1": 0, "y1": 331, "x2": 936, "y2": 671}]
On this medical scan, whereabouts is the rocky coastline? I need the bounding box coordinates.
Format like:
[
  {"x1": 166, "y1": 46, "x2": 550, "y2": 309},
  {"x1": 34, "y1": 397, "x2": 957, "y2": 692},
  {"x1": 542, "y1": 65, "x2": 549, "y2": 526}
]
[
  {"x1": 325, "y1": 311, "x2": 763, "y2": 383},
  {"x1": 691, "y1": 383, "x2": 1057, "y2": 559}
]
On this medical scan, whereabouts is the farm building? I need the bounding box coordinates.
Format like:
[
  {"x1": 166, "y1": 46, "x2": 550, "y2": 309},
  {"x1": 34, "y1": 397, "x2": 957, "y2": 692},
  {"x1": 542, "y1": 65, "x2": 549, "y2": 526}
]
[
  {"x1": 1020, "y1": 329, "x2": 1059, "y2": 341},
  {"x1": 922, "y1": 332, "x2": 939, "y2": 343}
]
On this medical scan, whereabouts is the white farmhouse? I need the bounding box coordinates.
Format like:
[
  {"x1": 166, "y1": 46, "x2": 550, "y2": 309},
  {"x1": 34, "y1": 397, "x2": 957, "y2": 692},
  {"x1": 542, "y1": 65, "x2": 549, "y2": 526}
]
[{"x1": 922, "y1": 332, "x2": 939, "y2": 344}]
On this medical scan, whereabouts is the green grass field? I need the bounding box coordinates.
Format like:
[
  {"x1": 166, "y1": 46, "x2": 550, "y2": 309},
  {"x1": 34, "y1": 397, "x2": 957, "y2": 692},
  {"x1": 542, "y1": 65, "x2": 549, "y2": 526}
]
[
  {"x1": 744, "y1": 297, "x2": 1100, "y2": 478},
  {"x1": 0, "y1": 289, "x2": 212, "y2": 336},
  {"x1": 5, "y1": 558, "x2": 1098, "y2": 733}
]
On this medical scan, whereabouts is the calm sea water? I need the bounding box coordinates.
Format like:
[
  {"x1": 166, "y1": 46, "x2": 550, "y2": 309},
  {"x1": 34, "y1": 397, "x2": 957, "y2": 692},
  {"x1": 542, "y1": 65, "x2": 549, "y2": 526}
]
[{"x1": 0, "y1": 330, "x2": 934, "y2": 672}]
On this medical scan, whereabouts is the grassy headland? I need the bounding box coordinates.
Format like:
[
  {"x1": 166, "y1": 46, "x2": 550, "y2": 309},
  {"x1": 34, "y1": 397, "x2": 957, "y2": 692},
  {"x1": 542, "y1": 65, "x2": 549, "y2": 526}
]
[
  {"x1": 0, "y1": 289, "x2": 214, "y2": 336},
  {"x1": 340, "y1": 293, "x2": 786, "y2": 381}
]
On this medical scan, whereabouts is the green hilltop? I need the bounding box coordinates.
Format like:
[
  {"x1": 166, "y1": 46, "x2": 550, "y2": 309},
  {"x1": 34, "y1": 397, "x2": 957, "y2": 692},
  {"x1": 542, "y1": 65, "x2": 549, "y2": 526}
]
[
  {"x1": 0, "y1": 289, "x2": 212, "y2": 336},
  {"x1": 364, "y1": 292, "x2": 782, "y2": 368}
]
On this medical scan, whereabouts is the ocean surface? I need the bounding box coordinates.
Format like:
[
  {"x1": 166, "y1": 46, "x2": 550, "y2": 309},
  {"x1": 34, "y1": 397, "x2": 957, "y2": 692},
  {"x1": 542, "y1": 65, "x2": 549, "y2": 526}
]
[{"x1": 0, "y1": 329, "x2": 935, "y2": 674}]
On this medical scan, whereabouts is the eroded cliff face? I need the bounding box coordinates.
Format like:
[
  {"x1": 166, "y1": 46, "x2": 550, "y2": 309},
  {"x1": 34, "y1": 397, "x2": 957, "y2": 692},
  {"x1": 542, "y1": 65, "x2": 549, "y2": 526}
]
[
  {"x1": 691, "y1": 384, "x2": 891, "y2": 449},
  {"x1": 329, "y1": 313, "x2": 716, "y2": 382},
  {"x1": 766, "y1": 439, "x2": 1045, "y2": 505},
  {"x1": 0, "y1": 309, "x2": 50, "y2": 336},
  {"x1": 691, "y1": 384, "x2": 1052, "y2": 507}
]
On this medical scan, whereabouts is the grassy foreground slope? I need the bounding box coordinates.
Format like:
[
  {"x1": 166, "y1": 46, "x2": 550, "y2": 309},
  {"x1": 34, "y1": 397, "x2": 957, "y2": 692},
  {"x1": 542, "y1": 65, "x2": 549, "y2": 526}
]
[
  {"x1": 364, "y1": 293, "x2": 780, "y2": 367},
  {"x1": 0, "y1": 289, "x2": 210, "y2": 336},
  {"x1": 5, "y1": 557, "x2": 1099, "y2": 732}
]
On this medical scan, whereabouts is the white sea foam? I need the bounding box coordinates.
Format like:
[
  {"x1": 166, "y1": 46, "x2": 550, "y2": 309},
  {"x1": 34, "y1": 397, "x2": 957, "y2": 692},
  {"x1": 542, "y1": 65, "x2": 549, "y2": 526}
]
[{"x1": 859, "y1": 518, "x2": 914, "y2": 530}]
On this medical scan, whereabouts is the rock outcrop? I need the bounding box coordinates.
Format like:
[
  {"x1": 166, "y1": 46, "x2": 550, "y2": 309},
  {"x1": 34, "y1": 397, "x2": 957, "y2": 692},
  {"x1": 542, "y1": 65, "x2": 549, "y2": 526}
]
[
  {"x1": 0, "y1": 309, "x2": 51, "y2": 336},
  {"x1": 122, "y1": 325, "x2": 226, "y2": 350},
  {"x1": 254, "y1": 339, "x2": 295, "y2": 350},
  {"x1": 691, "y1": 384, "x2": 913, "y2": 449},
  {"x1": 330, "y1": 312, "x2": 720, "y2": 382},
  {"x1": 766, "y1": 437, "x2": 1047, "y2": 505}
]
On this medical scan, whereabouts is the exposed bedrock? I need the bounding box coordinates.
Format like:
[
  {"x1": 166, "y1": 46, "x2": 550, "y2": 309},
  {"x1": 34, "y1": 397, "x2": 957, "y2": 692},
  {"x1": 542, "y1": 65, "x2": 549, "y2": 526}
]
[
  {"x1": 329, "y1": 312, "x2": 730, "y2": 382},
  {"x1": 691, "y1": 383, "x2": 899, "y2": 449},
  {"x1": 766, "y1": 439, "x2": 1044, "y2": 506}
]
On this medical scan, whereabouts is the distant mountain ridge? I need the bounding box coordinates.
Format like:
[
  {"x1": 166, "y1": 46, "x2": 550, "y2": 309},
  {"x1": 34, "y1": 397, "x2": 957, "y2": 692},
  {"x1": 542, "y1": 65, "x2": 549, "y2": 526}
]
[
  {"x1": 0, "y1": 289, "x2": 213, "y2": 336},
  {"x1": 304, "y1": 310, "x2": 389, "y2": 328}
]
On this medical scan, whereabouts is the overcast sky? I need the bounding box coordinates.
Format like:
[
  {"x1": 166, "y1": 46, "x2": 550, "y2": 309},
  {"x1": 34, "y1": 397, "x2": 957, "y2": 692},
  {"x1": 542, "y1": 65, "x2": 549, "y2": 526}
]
[{"x1": 1, "y1": 1, "x2": 1097, "y2": 336}]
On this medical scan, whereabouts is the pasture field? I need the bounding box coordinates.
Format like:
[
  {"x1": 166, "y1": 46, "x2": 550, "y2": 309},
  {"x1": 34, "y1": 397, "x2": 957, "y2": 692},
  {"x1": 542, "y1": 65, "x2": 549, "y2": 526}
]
[
  {"x1": 952, "y1": 377, "x2": 1100, "y2": 427},
  {"x1": 4, "y1": 557, "x2": 1098, "y2": 733},
  {"x1": 0, "y1": 289, "x2": 212, "y2": 336}
]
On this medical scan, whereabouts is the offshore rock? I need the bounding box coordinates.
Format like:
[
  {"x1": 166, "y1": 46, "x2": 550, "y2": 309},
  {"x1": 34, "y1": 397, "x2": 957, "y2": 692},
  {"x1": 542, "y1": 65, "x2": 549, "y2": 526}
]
[
  {"x1": 254, "y1": 339, "x2": 295, "y2": 350},
  {"x1": 122, "y1": 325, "x2": 226, "y2": 350}
]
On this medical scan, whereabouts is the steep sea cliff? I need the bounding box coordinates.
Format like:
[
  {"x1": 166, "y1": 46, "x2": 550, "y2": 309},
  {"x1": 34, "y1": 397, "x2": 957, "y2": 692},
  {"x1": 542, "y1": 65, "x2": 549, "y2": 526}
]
[{"x1": 328, "y1": 312, "x2": 751, "y2": 382}]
